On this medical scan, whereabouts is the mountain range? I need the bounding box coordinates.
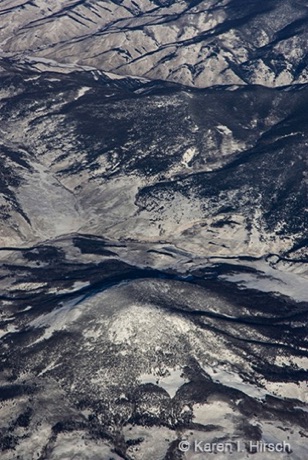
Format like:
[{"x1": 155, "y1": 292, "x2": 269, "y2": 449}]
[{"x1": 0, "y1": 1, "x2": 307, "y2": 459}]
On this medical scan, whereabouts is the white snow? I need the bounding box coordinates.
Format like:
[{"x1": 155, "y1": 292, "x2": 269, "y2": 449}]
[
  {"x1": 203, "y1": 364, "x2": 270, "y2": 400},
  {"x1": 28, "y1": 296, "x2": 84, "y2": 344},
  {"x1": 74, "y1": 86, "x2": 91, "y2": 100},
  {"x1": 140, "y1": 367, "x2": 187, "y2": 398},
  {"x1": 181, "y1": 147, "x2": 197, "y2": 167},
  {"x1": 124, "y1": 425, "x2": 177, "y2": 460},
  {"x1": 193, "y1": 400, "x2": 235, "y2": 427},
  {"x1": 220, "y1": 262, "x2": 308, "y2": 302}
]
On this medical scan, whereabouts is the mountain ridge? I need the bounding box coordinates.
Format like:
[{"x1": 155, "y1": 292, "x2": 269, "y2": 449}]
[
  {"x1": 1, "y1": 0, "x2": 307, "y2": 88},
  {"x1": 0, "y1": 3, "x2": 307, "y2": 459}
]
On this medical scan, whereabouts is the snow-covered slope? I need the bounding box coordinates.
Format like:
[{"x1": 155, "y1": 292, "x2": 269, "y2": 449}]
[
  {"x1": 0, "y1": 0, "x2": 307, "y2": 87},
  {"x1": 0, "y1": 239, "x2": 307, "y2": 459},
  {"x1": 0, "y1": 61, "x2": 307, "y2": 264},
  {"x1": 0, "y1": 2, "x2": 307, "y2": 459}
]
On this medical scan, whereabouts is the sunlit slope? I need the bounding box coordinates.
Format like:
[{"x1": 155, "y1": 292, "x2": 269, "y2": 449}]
[
  {"x1": 0, "y1": 0, "x2": 307, "y2": 87},
  {"x1": 0, "y1": 62, "x2": 306, "y2": 265}
]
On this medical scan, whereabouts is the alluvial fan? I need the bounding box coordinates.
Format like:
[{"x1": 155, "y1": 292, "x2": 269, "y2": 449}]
[{"x1": 0, "y1": 1, "x2": 307, "y2": 459}]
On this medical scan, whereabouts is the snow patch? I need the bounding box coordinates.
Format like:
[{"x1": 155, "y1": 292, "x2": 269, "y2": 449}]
[{"x1": 139, "y1": 367, "x2": 187, "y2": 398}]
